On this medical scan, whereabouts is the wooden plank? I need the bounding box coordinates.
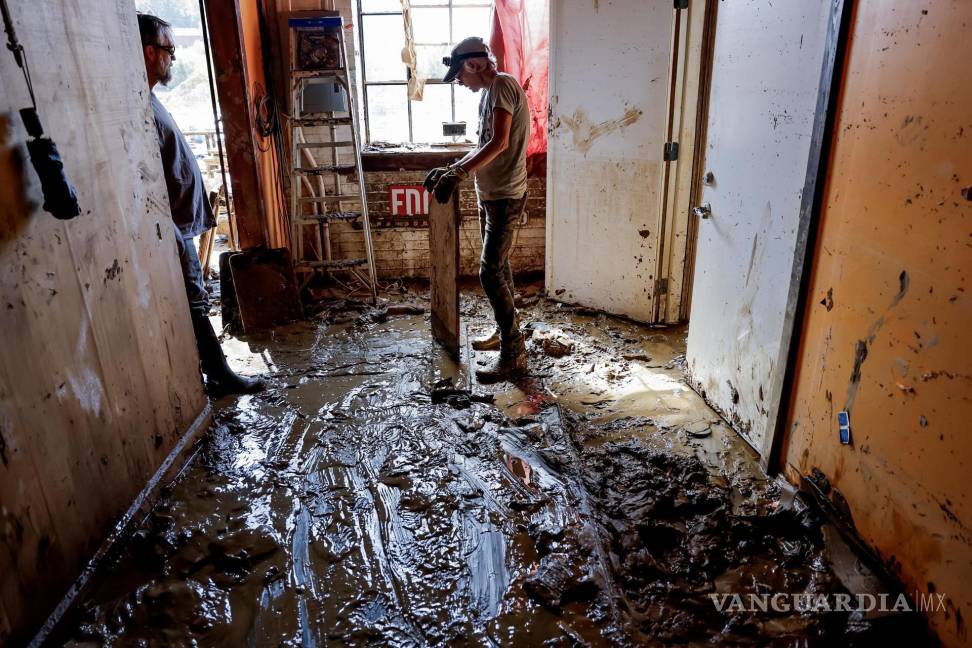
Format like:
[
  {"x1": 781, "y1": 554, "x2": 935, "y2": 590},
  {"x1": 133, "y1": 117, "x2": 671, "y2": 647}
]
[
  {"x1": 204, "y1": 0, "x2": 267, "y2": 249},
  {"x1": 428, "y1": 194, "x2": 460, "y2": 356},
  {"x1": 0, "y1": 2, "x2": 207, "y2": 642}
]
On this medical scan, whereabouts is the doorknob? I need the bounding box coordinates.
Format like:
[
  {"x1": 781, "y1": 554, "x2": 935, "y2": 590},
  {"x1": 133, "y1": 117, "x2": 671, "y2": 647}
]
[{"x1": 693, "y1": 203, "x2": 712, "y2": 219}]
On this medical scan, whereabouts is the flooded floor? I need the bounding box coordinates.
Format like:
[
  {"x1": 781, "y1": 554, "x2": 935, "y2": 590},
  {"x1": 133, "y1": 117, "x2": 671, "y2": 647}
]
[{"x1": 60, "y1": 285, "x2": 924, "y2": 646}]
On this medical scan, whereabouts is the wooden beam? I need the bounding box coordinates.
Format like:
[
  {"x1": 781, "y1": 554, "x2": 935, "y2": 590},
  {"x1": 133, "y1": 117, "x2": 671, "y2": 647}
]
[
  {"x1": 428, "y1": 193, "x2": 460, "y2": 356},
  {"x1": 362, "y1": 149, "x2": 468, "y2": 172},
  {"x1": 203, "y1": 0, "x2": 268, "y2": 249}
]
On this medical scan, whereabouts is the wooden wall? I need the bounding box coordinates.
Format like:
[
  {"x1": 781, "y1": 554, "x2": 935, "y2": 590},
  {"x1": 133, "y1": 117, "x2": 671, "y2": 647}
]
[
  {"x1": 782, "y1": 1, "x2": 972, "y2": 645},
  {"x1": 0, "y1": 1, "x2": 207, "y2": 643}
]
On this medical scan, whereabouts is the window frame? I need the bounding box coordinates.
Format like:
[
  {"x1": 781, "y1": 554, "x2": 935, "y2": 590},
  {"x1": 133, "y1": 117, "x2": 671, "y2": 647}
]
[{"x1": 356, "y1": 0, "x2": 492, "y2": 144}]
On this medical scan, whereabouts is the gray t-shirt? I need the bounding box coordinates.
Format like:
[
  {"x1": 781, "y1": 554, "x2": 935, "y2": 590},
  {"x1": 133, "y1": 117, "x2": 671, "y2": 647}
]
[
  {"x1": 475, "y1": 73, "x2": 529, "y2": 201},
  {"x1": 151, "y1": 93, "x2": 215, "y2": 238}
]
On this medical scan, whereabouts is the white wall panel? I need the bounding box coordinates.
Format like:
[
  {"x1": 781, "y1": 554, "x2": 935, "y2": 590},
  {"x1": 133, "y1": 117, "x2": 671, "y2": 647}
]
[{"x1": 546, "y1": 0, "x2": 674, "y2": 322}]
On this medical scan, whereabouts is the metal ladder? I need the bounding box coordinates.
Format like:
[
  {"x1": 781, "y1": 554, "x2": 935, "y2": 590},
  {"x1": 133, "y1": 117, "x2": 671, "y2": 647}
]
[{"x1": 288, "y1": 15, "x2": 377, "y2": 303}]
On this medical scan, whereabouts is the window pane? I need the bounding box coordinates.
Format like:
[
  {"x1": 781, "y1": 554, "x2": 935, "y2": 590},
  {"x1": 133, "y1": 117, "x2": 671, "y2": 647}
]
[
  {"x1": 452, "y1": 7, "x2": 491, "y2": 41},
  {"x1": 411, "y1": 84, "x2": 454, "y2": 144},
  {"x1": 360, "y1": 0, "x2": 402, "y2": 11},
  {"x1": 411, "y1": 8, "x2": 449, "y2": 44},
  {"x1": 454, "y1": 0, "x2": 492, "y2": 5},
  {"x1": 415, "y1": 44, "x2": 451, "y2": 80},
  {"x1": 367, "y1": 85, "x2": 409, "y2": 143},
  {"x1": 363, "y1": 14, "x2": 406, "y2": 82},
  {"x1": 454, "y1": 85, "x2": 481, "y2": 143}
]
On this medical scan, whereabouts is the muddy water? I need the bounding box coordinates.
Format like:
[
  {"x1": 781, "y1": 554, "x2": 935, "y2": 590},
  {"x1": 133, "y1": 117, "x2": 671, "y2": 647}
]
[{"x1": 61, "y1": 289, "x2": 922, "y2": 646}]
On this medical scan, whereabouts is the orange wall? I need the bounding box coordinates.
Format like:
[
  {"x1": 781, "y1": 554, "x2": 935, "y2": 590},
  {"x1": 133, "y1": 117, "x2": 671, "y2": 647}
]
[{"x1": 782, "y1": 1, "x2": 971, "y2": 645}]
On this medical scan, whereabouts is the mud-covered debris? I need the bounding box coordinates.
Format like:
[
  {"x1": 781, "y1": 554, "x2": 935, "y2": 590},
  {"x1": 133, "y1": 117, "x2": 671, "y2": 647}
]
[
  {"x1": 535, "y1": 331, "x2": 574, "y2": 357},
  {"x1": 685, "y1": 420, "x2": 712, "y2": 438},
  {"x1": 63, "y1": 286, "x2": 927, "y2": 646},
  {"x1": 523, "y1": 552, "x2": 599, "y2": 611},
  {"x1": 515, "y1": 293, "x2": 541, "y2": 308},
  {"x1": 665, "y1": 353, "x2": 687, "y2": 370},
  {"x1": 456, "y1": 415, "x2": 486, "y2": 433},
  {"x1": 500, "y1": 421, "x2": 546, "y2": 443},
  {"x1": 572, "y1": 306, "x2": 601, "y2": 317},
  {"x1": 431, "y1": 377, "x2": 495, "y2": 409},
  {"x1": 386, "y1": 302, "x2": 425, "y2": 316}
]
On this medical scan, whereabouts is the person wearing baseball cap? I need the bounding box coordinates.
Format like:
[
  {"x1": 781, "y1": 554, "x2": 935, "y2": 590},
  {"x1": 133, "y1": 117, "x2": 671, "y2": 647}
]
[{"x1": 424, "y1": 36, "x2": 530, "y2": 383}]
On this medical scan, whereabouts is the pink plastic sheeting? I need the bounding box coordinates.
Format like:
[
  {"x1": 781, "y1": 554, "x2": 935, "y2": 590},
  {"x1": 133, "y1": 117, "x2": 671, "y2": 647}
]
[{"x1": 490, "y1": 0, "x2": 549, "y2": 175}]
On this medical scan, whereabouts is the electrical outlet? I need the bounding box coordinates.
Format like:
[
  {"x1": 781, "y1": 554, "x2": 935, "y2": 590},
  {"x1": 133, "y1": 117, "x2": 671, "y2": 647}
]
[{"x1": 838, "y1": 410, "x2": 851, "y2": 445}]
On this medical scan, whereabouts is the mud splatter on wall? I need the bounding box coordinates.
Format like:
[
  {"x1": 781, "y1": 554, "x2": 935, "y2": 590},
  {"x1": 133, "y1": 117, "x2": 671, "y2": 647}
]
[
  {"x1": 783, "y1": 2, "x2": 972, "y2": 645},
  {"x1": 555, "y1": 107, "x2": 643, "y2": 156}
]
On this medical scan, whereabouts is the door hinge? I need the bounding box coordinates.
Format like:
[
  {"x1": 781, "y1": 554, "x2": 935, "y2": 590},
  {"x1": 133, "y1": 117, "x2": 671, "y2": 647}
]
[
  {"x1": 655, "y1": 278, "x2": 669, "y2": 295},
  {"x1": 674, "y1": 0, "x2": 689, "y2": 9},
  {"x1": 663, "y1": 141, "x2": 679, "y2": 162}
]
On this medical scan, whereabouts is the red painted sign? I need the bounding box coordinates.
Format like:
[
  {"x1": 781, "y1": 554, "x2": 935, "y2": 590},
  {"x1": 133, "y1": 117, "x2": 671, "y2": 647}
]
[{"x1": 389, "y1": 185, "x2": 431, "y2": 216}]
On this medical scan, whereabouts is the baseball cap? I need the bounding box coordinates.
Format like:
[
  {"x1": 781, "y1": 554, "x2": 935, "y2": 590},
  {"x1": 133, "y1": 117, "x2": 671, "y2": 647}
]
[{"x1": 442, "y1": 36, "x2": 490, "y2": 83}]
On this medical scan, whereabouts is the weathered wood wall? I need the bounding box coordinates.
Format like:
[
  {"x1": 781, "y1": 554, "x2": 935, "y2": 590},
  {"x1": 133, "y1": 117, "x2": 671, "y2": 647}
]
[{"x1": 0, "y1": 1, "x2": 207, "y2": 643}]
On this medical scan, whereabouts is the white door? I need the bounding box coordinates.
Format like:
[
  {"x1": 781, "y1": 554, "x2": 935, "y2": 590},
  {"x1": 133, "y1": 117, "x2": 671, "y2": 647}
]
[
  {"x1": 546, "y1": 1, "x2": 675, "y2": 322},
  {"x1": 686, "y1": 0, "x2": 831, "y2": 455}
]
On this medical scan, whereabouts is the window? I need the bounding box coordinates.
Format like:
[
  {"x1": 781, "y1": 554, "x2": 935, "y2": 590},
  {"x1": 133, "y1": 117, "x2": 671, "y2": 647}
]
[{"x1": 357, "y1": 0, "x2": 492, "y2": 144}]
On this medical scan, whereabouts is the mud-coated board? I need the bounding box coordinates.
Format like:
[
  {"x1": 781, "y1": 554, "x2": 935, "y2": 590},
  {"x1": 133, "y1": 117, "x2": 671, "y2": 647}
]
[
  {"x1": 428, "y1": 194, "x2": 460, "y2": 356},
  {"x1": 229, "y1": 247, "x2": 304, "y2": 333}
]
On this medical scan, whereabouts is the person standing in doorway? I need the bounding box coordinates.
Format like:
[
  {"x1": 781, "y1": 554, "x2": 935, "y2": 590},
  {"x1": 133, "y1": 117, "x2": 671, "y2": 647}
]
[
  {"x1": 426, "y1": 36, "x2": 530, "y2": 383},
  {"x1": 138, "y1": 13, "x2": 264, "y2": 396}
]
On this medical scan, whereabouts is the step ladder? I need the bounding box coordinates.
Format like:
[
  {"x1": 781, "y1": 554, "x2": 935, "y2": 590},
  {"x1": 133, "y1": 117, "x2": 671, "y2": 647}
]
[{"x1": 287, "y1": 14, "x2": 377, "y2": 303}]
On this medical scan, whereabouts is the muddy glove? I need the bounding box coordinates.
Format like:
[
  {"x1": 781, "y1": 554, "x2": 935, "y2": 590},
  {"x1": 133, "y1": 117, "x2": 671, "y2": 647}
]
[
  {"x1": 433, "y1": 166, "x2": 468, "y2": 204},
  {"x1": 423, "y1": 167, "x2": 448, "y2": 193}
]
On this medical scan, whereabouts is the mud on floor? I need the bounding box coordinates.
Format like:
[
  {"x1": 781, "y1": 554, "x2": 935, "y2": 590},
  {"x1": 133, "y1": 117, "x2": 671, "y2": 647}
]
[{"x1": 58, "y1": 286, "x2": 925, "y2": 646}]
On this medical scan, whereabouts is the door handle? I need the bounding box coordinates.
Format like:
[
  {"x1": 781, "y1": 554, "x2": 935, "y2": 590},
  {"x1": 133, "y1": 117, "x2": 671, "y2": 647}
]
[{"x1": 693, "y1": 203, "x2": 712, "y2": 219}]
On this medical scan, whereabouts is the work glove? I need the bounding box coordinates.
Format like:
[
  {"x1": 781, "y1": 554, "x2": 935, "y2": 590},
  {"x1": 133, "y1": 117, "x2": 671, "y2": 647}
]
[
  {"x1": 433, "y1": 166, "x2": 468, "y2": 204},
  {"x1": 423, "y1": 166, "x2": 448, "y2": 193}
]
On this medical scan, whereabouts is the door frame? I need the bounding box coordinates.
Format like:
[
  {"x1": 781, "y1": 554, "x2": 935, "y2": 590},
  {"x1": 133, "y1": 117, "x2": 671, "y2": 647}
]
[
  {"x1": 655, "y1": 0, "x2": 719, "y2": 324},
  {"x1": 655, "y1": 0, "x2": 715, "y2": 323}
]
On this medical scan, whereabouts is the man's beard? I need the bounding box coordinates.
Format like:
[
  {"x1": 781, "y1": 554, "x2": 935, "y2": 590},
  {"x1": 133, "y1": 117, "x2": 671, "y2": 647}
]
[{"x1": 159, "y1": 65, "x2": 172, "y2": 86}]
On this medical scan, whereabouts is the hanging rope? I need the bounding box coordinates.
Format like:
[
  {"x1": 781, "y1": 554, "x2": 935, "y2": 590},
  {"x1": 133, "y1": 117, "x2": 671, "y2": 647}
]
[
  {"x1": 198, "y1": 0, "x2": 235, "y2": 247},
  {"x1": 1, "y1": 0, "x2": 81, "y2": 220},
  {"x1": 1, "y1": 0, "x2": 35, "y2": 108}
]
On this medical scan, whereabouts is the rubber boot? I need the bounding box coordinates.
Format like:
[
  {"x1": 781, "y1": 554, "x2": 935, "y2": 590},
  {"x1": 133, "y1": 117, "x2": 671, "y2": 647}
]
[
  {"x1": 473, "y1": 311, "x2": 520, "y2": 351},
  {"x1": 471, "y1": 327, "x2": 501, "y2": 351},
  {"x1": 475, "y1": 337, "x2": 527, "y2": 384},
  {"x1": 190, "y1": 311, "x2": 265, "y2": 396}
]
